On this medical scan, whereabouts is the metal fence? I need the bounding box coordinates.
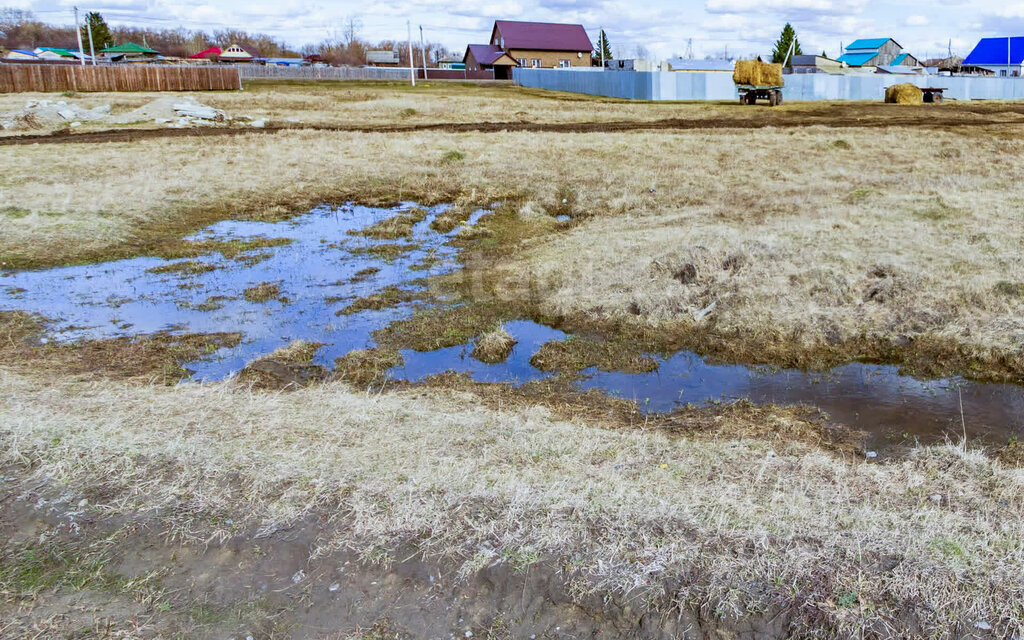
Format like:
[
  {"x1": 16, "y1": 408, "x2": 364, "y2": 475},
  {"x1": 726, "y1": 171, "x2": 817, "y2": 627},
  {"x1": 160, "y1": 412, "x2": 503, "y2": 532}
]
[
  {"x1": 0, "y1": 64, "x2": 240, "y2": 92},
  {"x1": 514, "y1": 68, "x2": 1024, "y2": 101}
]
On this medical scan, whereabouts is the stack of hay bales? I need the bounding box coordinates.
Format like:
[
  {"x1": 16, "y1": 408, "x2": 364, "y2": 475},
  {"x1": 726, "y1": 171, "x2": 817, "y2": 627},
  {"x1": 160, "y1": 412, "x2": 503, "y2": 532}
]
[
  {"x1": 885, "y1": 83, "x2": 923, "y2": 104},
  {"x1": 733, "y1": 59, "x2": 783, "y2": 86}
]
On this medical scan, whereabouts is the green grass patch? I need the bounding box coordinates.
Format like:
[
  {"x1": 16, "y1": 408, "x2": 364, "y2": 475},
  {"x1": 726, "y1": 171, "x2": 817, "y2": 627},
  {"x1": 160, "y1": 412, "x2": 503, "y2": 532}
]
[
  {"x1": 994, "y1": 281, "x2": 1024, "y2": 298},
  {"x1": 0, "y1": 206, "x2": 32, "y2": 219}
]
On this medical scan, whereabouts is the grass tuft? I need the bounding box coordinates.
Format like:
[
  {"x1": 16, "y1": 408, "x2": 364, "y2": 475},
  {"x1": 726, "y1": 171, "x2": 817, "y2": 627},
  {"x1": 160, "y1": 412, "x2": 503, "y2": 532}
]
[
  {"x1": 471, "y1": 324, "x2": 517, "y2": 364},
  {"x1": 242, "y1": 282, "x2": 283, "y2": 303}
]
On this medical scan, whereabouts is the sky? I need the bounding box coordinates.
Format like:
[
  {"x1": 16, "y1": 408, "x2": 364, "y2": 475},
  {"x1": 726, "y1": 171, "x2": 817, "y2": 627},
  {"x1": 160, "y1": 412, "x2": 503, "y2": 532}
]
[{"x1": 21, "y1": 0, "x2": 1024, "y2": 61}]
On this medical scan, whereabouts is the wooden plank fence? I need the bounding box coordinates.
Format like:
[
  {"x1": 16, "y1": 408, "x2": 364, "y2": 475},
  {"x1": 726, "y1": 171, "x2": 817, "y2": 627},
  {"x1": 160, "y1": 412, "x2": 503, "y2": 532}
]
[{"x1": 0, "y1": 65, "x2": 240, "y2": 93}]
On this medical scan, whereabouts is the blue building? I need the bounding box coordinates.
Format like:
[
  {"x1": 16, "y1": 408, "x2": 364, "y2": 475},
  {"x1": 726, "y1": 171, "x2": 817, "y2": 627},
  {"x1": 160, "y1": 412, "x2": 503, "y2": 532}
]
[
  {"x1": 963, "y1": 37, "x2": 1024, "y2": 76},
  {"x1": 837, "y1": 38, "x2": 919, "y2": 68}
]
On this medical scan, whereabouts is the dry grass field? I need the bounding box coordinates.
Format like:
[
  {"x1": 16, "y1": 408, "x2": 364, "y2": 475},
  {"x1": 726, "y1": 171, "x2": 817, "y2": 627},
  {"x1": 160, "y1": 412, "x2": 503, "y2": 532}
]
[{"x1": 2, "y1": 80, "x2": 1024, "y2": 638}]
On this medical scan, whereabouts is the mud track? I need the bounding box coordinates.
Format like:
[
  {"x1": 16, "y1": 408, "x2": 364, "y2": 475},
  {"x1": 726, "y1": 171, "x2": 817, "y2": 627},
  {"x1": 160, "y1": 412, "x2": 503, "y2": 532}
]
[{"x1": 2, "y1": 103, "x2": 1023, "y2": 146}]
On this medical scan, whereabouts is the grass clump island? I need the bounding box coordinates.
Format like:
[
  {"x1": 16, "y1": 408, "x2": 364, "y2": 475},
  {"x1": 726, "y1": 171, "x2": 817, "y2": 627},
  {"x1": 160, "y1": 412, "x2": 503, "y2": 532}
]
[{"x1": 470, "y1": 324, "x2": 517, "y2": 364}]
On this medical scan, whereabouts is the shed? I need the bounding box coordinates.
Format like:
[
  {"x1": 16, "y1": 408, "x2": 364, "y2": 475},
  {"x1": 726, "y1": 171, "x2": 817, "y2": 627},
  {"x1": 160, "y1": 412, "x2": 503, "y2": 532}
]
[
  {"x1": 366, "y1": 50, "x2": 399, "y2": 66},
  {"x1": 5, "y1": 49, "x2": 38, "y2": 60},
  {"x1": 100, "y1": 42, "x2": 159, "y2": 60}
]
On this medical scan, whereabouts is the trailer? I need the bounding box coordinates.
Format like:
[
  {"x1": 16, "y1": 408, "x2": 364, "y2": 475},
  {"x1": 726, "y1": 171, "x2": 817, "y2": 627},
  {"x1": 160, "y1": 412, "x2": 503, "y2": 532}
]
[{"x1": 737, "y1": 84, "x2": 783, "y2": 106}]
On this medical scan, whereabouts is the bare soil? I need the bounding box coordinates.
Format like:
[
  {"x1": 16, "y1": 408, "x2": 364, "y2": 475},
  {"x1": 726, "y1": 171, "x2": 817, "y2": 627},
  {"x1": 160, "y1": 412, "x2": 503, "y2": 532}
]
[
  {"x1": 4, "y1": 100, "x2": 1024, "y2": 146},
  {"x1": 0, "y1": 467, "x2": 841, "y2": 640}
]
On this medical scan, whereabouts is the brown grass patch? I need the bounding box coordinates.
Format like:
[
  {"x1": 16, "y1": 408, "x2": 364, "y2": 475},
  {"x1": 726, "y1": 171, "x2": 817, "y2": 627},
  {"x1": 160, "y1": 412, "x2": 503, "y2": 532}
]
[
  {"x1": 333, "y1": 348, "x2": 404, "y2": 386},
  {"x1": 236, "y1": 340, "x2": 327, "y2": 390},
  {"x1": 470, "y1": 325, "x2": 517, "y2": 364},
  {"x1": 242, "y1": 281, "x2": 284, "y2": 303},
  {"x1": 0, "y1": 311, "x2": 239, "y2": 384}
]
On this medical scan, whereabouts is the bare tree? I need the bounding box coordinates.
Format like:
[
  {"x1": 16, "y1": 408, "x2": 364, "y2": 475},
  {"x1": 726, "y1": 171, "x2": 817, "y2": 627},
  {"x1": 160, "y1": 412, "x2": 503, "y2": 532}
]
[{"x1": 343, "y1": 14, "x2": 362, "y2": 46}]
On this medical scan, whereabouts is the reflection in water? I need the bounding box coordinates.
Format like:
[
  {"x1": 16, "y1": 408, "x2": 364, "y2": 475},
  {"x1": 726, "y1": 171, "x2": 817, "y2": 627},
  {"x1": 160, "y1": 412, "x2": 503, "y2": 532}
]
[{"x1": 2, "y1": 202, "x2": 1022, "y2": 447}]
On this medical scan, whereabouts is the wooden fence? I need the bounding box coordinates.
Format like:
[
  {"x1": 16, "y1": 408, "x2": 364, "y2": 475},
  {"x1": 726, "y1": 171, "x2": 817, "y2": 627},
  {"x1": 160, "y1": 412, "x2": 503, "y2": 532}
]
[{"x1": 0, "y1": 64, "x2": 240, "y2": 93}]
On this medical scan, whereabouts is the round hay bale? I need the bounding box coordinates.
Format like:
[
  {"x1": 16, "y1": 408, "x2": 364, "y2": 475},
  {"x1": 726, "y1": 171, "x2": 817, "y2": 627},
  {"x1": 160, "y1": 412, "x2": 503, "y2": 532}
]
[{"x1": 885, "y1": 83, "x2": 923, "y2": 105}]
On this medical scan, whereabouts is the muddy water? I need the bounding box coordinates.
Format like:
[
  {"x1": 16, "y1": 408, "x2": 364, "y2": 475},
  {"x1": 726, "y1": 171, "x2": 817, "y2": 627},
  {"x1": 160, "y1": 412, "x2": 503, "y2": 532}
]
[{"x1": 2, "y1": 203, "x2": 1022, "y2": 448}]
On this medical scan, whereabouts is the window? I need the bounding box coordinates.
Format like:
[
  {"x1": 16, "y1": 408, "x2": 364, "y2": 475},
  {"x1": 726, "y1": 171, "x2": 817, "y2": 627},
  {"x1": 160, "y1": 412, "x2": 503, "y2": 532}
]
[
  {"x1": 558, "y1": 59, "x2": 571, "y2": 68},
  {"x1": 532, "y1": 58, "x2": 541, "y2": 67},
  {"x1": 516, "y1": 58, "x2": 526, "y2": 67},
  {"x1": 1001, "y1": 69, "x2": 1008, "y2": 77}
]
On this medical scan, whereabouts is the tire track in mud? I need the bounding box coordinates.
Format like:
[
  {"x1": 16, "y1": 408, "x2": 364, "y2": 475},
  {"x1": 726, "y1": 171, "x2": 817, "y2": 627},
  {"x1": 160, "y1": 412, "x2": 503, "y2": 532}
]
[{"x1": 0, "y1": 110, "x2": 1020, "y2": 146}]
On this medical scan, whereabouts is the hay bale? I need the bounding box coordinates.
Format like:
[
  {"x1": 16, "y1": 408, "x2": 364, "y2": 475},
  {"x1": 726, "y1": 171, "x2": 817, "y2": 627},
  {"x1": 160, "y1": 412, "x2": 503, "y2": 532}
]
[
  {"x1": 733, "y1": 59, "x2": 783, "y2": 86},
  {"x1": 885, "y1": 83, "x2": 922, "y2": 105}
]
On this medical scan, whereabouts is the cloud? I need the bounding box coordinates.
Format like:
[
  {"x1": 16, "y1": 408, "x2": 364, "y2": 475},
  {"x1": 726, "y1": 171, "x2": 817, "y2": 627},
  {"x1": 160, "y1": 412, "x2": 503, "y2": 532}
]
[
  {"x1": 705, "y1": 0, "x2": 859, "y2": 15},
  {"x1": 906, "y1": 15, "x2": 928, "y2": 26}
]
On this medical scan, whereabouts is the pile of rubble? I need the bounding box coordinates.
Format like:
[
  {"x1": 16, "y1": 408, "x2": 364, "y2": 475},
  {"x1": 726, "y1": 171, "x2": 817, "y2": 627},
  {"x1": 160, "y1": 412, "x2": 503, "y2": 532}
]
[
  {"x1": 0, "y1": 96, "x2": 265, "y2": 131},
  {"x1": 0, "y1": 100, "x2": 111, "y2": 130}
]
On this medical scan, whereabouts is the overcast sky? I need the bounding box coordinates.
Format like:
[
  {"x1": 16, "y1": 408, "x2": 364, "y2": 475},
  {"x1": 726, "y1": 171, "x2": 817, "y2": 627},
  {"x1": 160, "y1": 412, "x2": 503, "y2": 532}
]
[{"x1": 22, "y1": 0, "x2": 1024, "y2": 60}]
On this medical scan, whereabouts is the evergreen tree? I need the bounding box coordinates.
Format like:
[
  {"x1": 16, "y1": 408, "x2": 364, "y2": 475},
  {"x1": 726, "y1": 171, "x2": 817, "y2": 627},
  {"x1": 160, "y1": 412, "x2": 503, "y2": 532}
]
[
  {"x1": 81, "y1": 12, "x2": 113, "y2": 51},
  {"x1": 595, "y1": 29, "x2": 612, "y2": 62},
  {"x1": 771, "y1": 23, "x2": 802, "y2": 64}
]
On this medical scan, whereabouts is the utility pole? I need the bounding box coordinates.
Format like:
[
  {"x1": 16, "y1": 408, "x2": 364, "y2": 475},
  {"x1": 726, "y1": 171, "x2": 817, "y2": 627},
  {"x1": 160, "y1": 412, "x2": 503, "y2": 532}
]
[
  {"x1": 86, "y1": 12, "x2": 96, "y2": 66},
  {"x1": 74, "y1": 7, "x2": 86, "y2": 66},
  {"x1": 407, "y1": 20, "x2": 415, "y2": 86},
  {"x1": 420, "y1": 25, "x2": 428, "y2": 80},
  {"x1": 599, "y1": 27, "x2": 604, "y2": 68}
]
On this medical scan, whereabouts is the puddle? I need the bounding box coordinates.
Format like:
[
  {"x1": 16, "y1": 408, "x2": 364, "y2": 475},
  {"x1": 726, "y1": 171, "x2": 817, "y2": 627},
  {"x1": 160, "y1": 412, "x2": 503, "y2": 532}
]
[
  {"x1": 0, "y1": 203, "x2": 489, "y2": 380},
  {"x1": 577, "y1": 355, "x2": 1024, "y2": 449},
  {"x1": 394, "y1": 320, "x2": 567, "y2": 384},
  {"x1": 2, "y1": 201, "x2": 1023, "y2": 449}
]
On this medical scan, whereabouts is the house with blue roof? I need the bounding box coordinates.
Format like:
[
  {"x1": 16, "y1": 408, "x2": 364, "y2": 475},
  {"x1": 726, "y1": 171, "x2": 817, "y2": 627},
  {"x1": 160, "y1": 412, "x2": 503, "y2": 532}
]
[
  {"x1": 837, "y1": 38, "x2": 920, "y2": 69},
  {"x1": 963, "y1": 37, "x2": 1024, "y2": 76}
]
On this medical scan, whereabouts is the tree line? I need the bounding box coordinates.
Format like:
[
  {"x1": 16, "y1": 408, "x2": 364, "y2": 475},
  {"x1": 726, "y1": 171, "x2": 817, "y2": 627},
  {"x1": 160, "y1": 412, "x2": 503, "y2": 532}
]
[{"x1": 0, "y1": 9, "x2": 455, "y2": 65}]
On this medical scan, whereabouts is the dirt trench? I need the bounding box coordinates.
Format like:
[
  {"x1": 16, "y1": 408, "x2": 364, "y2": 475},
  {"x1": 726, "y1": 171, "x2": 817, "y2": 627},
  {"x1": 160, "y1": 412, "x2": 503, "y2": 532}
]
[{"x1": 2, "y1": 104, "x2": 1023, "y2": 146}]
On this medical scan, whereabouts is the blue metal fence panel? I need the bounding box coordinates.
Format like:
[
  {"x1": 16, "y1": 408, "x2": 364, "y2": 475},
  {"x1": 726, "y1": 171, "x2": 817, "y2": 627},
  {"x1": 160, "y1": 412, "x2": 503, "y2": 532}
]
[{"x1": 514, "y1": 68, "x2": 1024, "y2": 101}]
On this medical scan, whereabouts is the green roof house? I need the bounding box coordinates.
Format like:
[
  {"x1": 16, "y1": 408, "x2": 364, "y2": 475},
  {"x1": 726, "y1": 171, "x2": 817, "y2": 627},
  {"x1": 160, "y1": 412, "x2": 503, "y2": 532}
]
[{"x1": 100, "y1": 42, "x2": 160, "y2": 60}]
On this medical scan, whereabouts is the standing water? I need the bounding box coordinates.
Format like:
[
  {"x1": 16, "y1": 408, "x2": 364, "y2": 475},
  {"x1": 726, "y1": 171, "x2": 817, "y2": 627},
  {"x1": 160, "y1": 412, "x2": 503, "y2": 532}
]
[{"x1": 2, "y1": 202, "x2": 1022, "y2": 448}]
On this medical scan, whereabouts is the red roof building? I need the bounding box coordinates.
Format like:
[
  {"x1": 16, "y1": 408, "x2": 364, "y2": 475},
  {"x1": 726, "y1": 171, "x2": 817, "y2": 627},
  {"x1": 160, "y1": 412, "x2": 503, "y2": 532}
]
[{"x1": 189, "y1": 46, "x2": 221, "y2": 60}]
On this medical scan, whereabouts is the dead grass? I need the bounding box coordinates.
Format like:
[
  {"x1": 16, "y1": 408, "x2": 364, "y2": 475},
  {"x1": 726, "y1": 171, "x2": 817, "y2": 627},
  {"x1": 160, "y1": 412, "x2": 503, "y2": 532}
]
[
  {"x1": 237, "y1": 340, "x2": 327, "y2": 390},
  {"x1": 333, "y1": 348, "x2": 404, "y2": 386},
  {"x1": 242, "y1": 281, "x2": 283, "y2": 303},
  {"x1": 470, "y1": 324, "x2": 516, "y2": 364},
  {"x1": 349, "y1": 207, "x2": 428, "y2": 240},
  {"x1": 334, "y1": 286, "x2": 423, "y2": 315},
  {"x1": 529, "y1": 336, "x2": 660, "y2": 374},
  {"x1": 2, "y1": 85, "x2": 1022, "y2": 378},
  {"x1": 0, "y1": 311, "x2": 239, "y2": 384},
  {"x1": 2, "y1": 368, "x2": 1023, "y2": 636}
]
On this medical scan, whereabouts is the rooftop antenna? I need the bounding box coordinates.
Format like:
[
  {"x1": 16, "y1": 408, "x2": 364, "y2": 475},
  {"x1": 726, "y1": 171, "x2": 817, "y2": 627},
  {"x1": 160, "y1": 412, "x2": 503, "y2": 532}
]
[{"x1": 685, "y1": 38, "x2": 694, "y2": 59}]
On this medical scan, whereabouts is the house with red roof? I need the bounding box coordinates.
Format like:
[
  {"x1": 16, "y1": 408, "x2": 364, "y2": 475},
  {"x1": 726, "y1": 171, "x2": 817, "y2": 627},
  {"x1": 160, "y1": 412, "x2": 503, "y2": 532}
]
[
  {"x1": 464, "y1": 20, "x2": 594, "y2": 79},
  {"x1": 189, "y1": 46, "x2": 222, "y2": 61}
]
